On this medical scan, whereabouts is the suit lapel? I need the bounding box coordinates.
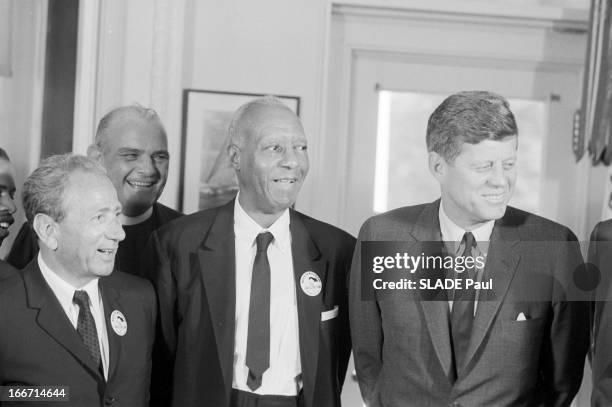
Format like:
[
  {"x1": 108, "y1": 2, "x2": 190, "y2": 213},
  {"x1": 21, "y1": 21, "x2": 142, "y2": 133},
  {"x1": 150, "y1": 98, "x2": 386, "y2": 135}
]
[
  {"x1": 290, "y1": 211, "x2": 326, "y2": 407},
  {"x1": 461, "y1": 220, "x2": 520, "y2": 373},
  {"x1": 23, "y1": 261, "x2": 104, "y2": 381},
  {"x1": 197, "y1": 201, "x2": 236, "y2": 400},
  {"x1": 100, "y1": 278, "x2": 123, "y2": 382},
  {"x1": 411, "y1": 201, "x2": 454, "y2": 380}
]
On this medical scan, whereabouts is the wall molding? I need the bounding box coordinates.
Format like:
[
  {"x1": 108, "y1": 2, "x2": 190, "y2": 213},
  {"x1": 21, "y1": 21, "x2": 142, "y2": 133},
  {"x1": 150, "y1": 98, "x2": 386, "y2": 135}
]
[{"x1": 72, "y1": 0, "x2": 101, "y2": 154}]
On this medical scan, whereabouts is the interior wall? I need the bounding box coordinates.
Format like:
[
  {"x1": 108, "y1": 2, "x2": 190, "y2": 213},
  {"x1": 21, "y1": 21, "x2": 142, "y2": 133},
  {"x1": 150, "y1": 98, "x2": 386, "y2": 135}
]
[{"x1": 91, "y1": 0, "x2": 596, "y2": 226}]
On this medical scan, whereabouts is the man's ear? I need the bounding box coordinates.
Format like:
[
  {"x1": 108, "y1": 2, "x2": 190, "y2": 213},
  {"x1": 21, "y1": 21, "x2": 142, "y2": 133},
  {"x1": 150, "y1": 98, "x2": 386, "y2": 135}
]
[
  {"x1": 228, "y1": 144, "x2": 241, "y2": 171},
  {"x1": 87, "y1": 144, "x2": 102, "y2": 162},
  {"x1": 32, "y1": 213, "x2": 59, "y2": 251},
  {"x1": 428, "y1": 151, "x2": 447, "y2": 181}
]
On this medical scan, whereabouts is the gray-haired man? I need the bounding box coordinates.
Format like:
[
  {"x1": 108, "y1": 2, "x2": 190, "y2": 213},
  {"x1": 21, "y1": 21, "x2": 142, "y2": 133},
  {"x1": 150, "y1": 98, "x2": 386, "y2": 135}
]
[{"x1": 0, "y1": 154, "x2": 156, "y2": 406}]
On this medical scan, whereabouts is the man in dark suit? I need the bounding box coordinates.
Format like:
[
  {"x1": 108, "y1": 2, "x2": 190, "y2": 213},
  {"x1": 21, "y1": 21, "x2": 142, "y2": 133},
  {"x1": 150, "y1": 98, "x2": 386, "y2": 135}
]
[
  {"x1": 0, "y1": 154, "x2": 157, "y2": 407},
  {"x1": 6, "y1": 105, "x2": 181, "y2": 278},
  {"x1": 146, "y1": 96, "x2": 355, "y2": 407},
  {"x1": 350, "y1": 91, "x2": 589, "y2": 406}
]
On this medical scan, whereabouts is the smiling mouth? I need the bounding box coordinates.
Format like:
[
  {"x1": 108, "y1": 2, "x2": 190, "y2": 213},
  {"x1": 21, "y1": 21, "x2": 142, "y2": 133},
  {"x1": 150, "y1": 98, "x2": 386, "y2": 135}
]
[
  {"x1": 97, "y1": 248, "x2": 117, "y2": 256},
  {"x1": 127, "y1": 180, "x2": 157, "y2": 188},
  {"x1": 482, "y1": 192, "x2": 506, "y2": 203},
  {"x1": 273, "y1": 177, "x2": 298, "y2": 184},
  {"x1": 0, "y1": 215, "x2": 14, "y2": 229}
]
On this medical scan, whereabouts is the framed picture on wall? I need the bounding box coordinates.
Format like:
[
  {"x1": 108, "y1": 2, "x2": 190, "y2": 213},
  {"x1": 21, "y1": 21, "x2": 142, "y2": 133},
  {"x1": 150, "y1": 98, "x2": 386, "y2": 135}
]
[{"x1": 180, "y1": 89, "x2": 301, "y2": 213}]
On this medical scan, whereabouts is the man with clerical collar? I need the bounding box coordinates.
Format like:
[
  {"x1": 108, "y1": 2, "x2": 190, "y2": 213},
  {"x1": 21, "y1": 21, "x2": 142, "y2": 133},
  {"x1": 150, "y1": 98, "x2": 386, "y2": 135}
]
[
  {"x1": 349, "y1": 91, "x2": 589, "y2": 407},
  {"x1": 0, "y1": 154, "x2": 157, "y2": 406},
  {"x1": 6, "y1": 105, "x2": 181, "y2": 278},
  {"x1": 0, "y1": 147, "x2": 18, "y2": 280},
  {"x1": 145, "y1": 96, "x2": 355, "y2": 407}
]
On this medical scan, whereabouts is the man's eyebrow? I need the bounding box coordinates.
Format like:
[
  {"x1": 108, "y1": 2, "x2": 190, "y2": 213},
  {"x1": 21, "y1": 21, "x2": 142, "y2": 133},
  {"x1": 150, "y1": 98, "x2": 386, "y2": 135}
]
[
  {"x1": 152, "y1": 150, "x2": 170, "y2": 155},
  {"x1": 95, "y1": 205, "x2": 122, "y2": 214},
  {"x1": 117, "y1": 147, "x2": 143, "y2": 154}
]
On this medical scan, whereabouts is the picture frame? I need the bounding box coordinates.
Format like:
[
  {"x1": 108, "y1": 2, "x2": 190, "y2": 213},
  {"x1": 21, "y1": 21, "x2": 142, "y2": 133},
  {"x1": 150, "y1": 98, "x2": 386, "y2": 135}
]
[{"x1": 179, "y1": 89, "x2": 301, "y2": 213}]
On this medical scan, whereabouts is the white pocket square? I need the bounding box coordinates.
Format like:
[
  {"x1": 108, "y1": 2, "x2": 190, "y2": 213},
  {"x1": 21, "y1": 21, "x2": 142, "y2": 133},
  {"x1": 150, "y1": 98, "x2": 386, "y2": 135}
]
[
  {"x1": 321, "y1": 305, "x2": 339, "y2": 321},
  {"x1": 516, "y1": 312, "x2": 527, "y2": 321}
]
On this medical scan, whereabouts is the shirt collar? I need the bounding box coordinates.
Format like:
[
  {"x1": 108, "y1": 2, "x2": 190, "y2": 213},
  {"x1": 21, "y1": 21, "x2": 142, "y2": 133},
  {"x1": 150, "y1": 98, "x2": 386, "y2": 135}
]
[
  {"x1": 438, "y1": 203, "x2": 494, "y2": 245},
  {"x1": 38, "y1": 252, "x2": 101, "y2": 307},
  {"x1": 234, "y1": 195, "x2": 291, "y2": 253}
]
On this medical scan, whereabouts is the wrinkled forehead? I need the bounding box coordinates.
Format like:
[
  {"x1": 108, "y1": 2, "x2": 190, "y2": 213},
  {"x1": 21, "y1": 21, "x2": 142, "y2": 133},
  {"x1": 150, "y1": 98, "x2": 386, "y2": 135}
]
[
  {"x1": 454, "y1": 136, "x2": 518, "y2": 160},
  {"x1": 63, "y1": 170, "x2": 117, "y2": 207},
  {"x1": 0, "y1": 158, "x2": 14, "y2": 176},
  {"x1": 103, "y1": 118, "x2": 167, "y2": 148},
  {"x1": 239, "y1": 105, "x2": 305, "y2": 141}
]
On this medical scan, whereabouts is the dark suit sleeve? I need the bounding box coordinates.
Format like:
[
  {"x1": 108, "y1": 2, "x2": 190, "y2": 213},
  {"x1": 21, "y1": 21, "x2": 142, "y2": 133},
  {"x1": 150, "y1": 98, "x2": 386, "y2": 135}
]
[
  {"x1": 589, "y1": 222, "x2": 612, "y2": 406},
  {"x1": 541, "y1": 230, "x2": 589, "y2": 407},
  {"x1": 142, "y1": 278, "x2": 158, "y2": 406},
  {"x1": 5, "y1": 222, "x2": 39, "y2": 269},
  {"x1": 143, "y1": 231, "x2": 177, "y2": 407},
  {"x1": 349, "y1": 219, "x2": 383, "y2": 405},
  {"x1": 337, "y1": 235, "x2": 356, "y2": 389}
]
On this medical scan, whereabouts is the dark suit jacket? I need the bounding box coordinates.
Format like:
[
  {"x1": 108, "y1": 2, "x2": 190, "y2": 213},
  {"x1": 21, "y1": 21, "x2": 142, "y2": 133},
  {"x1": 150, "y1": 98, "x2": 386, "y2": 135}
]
[
  {"x1": 0, "y1": 259, "x2": 16, "y2": 281},
  {"x1": 0, "y1": 261, "x2": 157, "y2": 407},
  {"x1": 589, "y1": 219, "x2": 612, "y2": 406},
  {"x1": 5, "y1": 202, "x2": 181, "y2": 272},
  {"x1": 145, "y1": 200, "x2": 355, "y2": 407},
  {"x1": 350, "y1": 200, "x2": 589, "y2": 407}
]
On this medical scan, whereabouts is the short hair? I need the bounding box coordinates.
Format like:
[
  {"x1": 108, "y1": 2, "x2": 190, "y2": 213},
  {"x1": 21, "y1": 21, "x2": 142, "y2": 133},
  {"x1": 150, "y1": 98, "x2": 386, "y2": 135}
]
[
  {"x1": 22, "y1": 154, "x2": 107, "y2": 223},
  {"x1": 94, "y1": 104, "x2": 167, "y2": 148},
  {"x1": 228, "y1": 95, "x2": 298, "y2": 146},
  {"x1": 0, "y1": 148, "x2": 10, "y2": 161},
  {"x1": 426, "y1": 91, "x2": 518, "y2": 161}
]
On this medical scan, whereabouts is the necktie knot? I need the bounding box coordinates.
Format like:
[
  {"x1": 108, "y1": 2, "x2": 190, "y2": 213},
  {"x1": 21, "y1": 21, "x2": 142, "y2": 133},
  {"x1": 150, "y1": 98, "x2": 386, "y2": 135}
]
[
  {"x1": 256, "y1": 232, "x2": 274, "y2": 253},
  {"x1": 73, "y1": 290, "x2": 91, "y2": 308}
]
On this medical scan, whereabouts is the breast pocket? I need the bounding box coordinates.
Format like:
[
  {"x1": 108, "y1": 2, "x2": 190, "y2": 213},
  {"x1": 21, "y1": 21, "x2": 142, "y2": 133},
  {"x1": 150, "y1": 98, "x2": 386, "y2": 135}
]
[{"x1": 320, "y1": 305, "x2": 340, "y2": 354}]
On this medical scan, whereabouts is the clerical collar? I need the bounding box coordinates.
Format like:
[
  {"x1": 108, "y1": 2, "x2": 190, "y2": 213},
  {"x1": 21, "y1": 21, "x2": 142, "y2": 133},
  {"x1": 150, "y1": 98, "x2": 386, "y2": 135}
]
[{"x1": 120, "y1": 206, "x2": 153, "y2": 226}]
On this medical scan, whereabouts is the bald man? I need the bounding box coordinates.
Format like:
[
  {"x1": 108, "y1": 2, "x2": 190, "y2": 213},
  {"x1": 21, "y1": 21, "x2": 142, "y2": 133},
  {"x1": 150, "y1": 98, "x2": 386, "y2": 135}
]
[
  {"x1": 145, "y1": 96, "x2": 355, "y2": 407},
  {"x1": 6, "y1": 105, "x2": 181, "y2": 278}
]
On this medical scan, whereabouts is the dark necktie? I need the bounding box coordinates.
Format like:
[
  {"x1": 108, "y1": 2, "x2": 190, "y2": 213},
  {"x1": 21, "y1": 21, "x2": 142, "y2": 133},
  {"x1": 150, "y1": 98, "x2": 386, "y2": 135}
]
[
  {"x1": 72, "y1": 290, "x2": 102, "y2": 370},
  {"x1": 450, "y1": 231, "x2": 477, "y2": 375},
  {"x1": 246, "y1": 232, "x2": 274, "y2": 391}
]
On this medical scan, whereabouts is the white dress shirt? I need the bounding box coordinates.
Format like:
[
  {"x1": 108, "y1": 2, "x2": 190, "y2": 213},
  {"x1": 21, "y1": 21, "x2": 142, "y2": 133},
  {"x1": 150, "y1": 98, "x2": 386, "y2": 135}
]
[
  {"x1": 38, "y1": 253, "x2": 110, "y2": 379},
  {"x1": 439, "y1": 204, "x2": 494, "y2": 314},
  {"x1": 232, "y1": 198, "x2": 301, "y2": 395}
]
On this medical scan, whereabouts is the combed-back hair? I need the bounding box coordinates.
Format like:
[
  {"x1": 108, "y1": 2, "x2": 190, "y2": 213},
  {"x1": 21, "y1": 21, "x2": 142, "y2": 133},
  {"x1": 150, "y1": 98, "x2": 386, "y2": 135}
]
[
  {"x1": 22, "y1": 154, "x2": 106, "y2": 223},
  {"x1": 426, "y1": 91, "x2": 518, "y2": 161}
]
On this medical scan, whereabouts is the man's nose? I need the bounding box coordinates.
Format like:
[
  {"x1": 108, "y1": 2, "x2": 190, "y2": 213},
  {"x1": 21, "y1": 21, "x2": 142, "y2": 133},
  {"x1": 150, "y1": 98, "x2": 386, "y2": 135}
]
[
  {"x1": 0, "y1": 195, "x2": 16, "y2": 214},
  {"x1": 280, "y1": 147, "x2": 299, "y2": 169},
  {"x1": 108, "y1": 217, "x2": 126, "y2": 242},
  {"x1": 137, "y1": 156, "x2": 158, "y2": 176},
  {"x1": 487, "y1": 164, "x2": 507, "y2": 187}
]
